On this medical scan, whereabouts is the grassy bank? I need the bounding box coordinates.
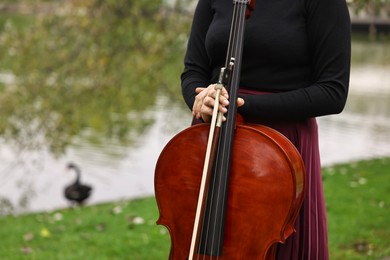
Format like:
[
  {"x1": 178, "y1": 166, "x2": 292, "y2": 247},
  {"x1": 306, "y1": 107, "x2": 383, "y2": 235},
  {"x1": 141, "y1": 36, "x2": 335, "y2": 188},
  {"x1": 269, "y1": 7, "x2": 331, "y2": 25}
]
[
  {"x1": 0, "y1": 197, "x2": 170, "y2": 259},
  {"x1": 324, "y1": 157, "x2": 390, "y2": 259},
  {"x1": 0, "y1": 157, "x2": 389, "y2": 259}
]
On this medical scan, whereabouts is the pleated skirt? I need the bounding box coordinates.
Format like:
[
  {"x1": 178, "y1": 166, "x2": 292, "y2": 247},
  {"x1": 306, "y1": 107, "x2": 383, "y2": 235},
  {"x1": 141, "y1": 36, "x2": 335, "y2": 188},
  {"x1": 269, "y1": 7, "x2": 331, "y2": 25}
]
[{"x1": 239, "y1": 89, "x2": 329, "y2": 260}]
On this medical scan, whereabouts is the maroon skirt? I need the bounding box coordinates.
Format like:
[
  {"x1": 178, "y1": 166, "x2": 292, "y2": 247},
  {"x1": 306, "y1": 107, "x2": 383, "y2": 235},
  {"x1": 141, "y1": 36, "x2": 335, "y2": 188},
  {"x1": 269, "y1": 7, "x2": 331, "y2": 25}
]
[{"x1": 239, "y1": 89, "x2": 329, "y2": 260}]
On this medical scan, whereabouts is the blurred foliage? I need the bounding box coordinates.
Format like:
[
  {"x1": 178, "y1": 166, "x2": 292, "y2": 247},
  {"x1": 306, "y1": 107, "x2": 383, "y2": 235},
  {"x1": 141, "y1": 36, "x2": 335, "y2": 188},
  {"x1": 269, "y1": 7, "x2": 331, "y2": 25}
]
[
  {"x1": 347, "y1": 0, "x2": 390, "y2": 15},
  {"x1": 0, "y1": 0, "x2": 190, "y2": 155}
]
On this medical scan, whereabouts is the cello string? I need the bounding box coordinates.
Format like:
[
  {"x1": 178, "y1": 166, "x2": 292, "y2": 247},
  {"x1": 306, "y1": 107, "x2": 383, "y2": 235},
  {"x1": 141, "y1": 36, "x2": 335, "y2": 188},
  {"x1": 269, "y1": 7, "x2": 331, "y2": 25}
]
[
  {"x1": 195, "y1": 1, "x2": 248, "y2": 259},
  {"x1": 213, "y1": 2, "x2": 245, "y2": 257},
  {"x1": 198, "y1": 2, "x2": 240, "y2": 259},
  {"x1": 214, "y1": 1, "x2": 247, "y2": 258},
  {"x1": 207, "y1": 1, "x2": 246, "y2": 258},
  {"x1": 207, "y1": 2, "x2": 237, "y2": 258}
]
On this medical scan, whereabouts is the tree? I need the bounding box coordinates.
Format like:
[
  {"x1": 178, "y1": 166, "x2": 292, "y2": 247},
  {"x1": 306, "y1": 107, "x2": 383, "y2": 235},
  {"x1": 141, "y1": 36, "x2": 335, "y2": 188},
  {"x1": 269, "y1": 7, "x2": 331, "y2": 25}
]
[
  {"x1": 348, "y1": 0, "x2": 390, "y2": 37},
  {"x1": 0, "y1": 0, "x2": 190, "y2": 154}
]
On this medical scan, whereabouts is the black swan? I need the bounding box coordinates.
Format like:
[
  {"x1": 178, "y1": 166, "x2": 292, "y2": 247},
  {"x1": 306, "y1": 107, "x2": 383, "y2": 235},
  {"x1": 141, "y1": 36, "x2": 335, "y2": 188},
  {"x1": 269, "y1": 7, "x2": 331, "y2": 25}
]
[{"x1": 64, "y1": 163, "x2": 92, "y2": 205}]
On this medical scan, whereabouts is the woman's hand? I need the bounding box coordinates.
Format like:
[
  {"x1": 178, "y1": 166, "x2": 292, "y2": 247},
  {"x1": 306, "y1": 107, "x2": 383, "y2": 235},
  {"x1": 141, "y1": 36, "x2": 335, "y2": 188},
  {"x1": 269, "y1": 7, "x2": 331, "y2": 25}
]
[{"x1": 192, "y1": 84, "x2": 245, "y2": 123}]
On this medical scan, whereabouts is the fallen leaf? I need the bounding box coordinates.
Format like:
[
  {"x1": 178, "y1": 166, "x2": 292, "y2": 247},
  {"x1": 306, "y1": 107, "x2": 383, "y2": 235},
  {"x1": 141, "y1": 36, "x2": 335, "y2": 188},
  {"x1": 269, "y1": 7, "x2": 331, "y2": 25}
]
[
  {"x1": 40, "y1": 227, "x2": 50, "y2": 238},
  {"x1": 20, "y1": 246, "x2": 33, "y2": 254},
  {"x1": 23, "y1": 232, "x2": 34, "y2": 241},
  {"x1": 128, "y1": 216, "x2": 144, "y2": 225},
  {"x1": 111, "y1": 206, "x2": 122, "y2": 215},
  {"x1": 53, "y1": 212, "x2": 63, "y2": 221},
  {"x1": 353, "y1": 240, "x2": 372, "y2": 254},
  {"x1": 96, "y1": 223, "x2": 106, "y2": 232}
]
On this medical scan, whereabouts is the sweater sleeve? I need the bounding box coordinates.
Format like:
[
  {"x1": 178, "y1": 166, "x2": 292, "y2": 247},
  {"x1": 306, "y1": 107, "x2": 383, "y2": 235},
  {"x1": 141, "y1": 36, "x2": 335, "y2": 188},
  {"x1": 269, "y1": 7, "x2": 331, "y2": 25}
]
[
  {"x1": 180, "y1": 0, "x2": 213, "y2": 110},
  {"x1": 238, "y1": 0, "x2": 351, "y2": 120}
]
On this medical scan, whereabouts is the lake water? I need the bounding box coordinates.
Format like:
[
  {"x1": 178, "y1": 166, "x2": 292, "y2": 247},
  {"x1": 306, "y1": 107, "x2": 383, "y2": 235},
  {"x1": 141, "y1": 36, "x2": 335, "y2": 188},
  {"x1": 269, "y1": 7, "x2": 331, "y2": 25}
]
[{"x1": 0, "y1": 63, "x2": 389, "y2": 215}]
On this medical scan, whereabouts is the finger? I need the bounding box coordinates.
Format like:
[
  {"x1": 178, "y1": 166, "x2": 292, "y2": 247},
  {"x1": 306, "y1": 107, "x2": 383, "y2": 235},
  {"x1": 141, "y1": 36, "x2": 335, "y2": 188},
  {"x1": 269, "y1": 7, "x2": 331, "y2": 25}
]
[
  {"x1": 197, "y1": 84, "x2": 216, "y2": 94},
  {"x1": 207, "y1": 85, "x2": 228, "y2": 106},
  {"x1": 201, "y1": 104, "x2": 214, "y2": 117},
  {"x1": 200, "y1": 104, "x2": 214, "y2": 123},
  {"x1": 203, "y1": 95, "x2": 216, "y2": 109},
  {"x1": 192, "y1": 93, "x2": 205, "y2": 117},
  {"x1": 219, "y1": 95, "x2": 230, "y2": 107},
  {"x1": 193, "y1": 87, "x2": 213, "y2": 118},
  {"x1": 237, "y1": 97, "x2": 245, "y2": 107},
  {"x1": 195, "y1": 87, "x2": 206, "y2": 94},
  {"x1": 218, "y1": 103, "x2": 228, "y2": 114},
  {"x1": 221, "y1": 87, "x2": 229, "y2": 99},
  {"x1": 207, "y1": 87, "x2": 217, "y2": 99}
]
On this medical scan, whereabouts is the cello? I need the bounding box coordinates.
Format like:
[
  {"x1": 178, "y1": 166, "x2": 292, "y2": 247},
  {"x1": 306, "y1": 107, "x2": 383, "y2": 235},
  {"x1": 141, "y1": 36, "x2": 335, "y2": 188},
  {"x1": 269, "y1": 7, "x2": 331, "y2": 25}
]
[{"x1": 154, "y1": 0, "x2": 306, "y2": 259}]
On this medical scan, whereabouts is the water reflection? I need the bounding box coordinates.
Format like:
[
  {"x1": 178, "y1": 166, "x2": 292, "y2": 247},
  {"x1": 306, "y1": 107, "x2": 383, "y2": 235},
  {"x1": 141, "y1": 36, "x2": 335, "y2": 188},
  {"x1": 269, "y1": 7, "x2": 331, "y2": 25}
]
[
  {"x1": 318, "y1": 112, "x2": 390, "y2": 165},
  {"x1": 0, "y1": 96, "x2": 187, "y2": 214},
  {"x1": 318, "y1": 65, "x2": 390, "y2": 165}
]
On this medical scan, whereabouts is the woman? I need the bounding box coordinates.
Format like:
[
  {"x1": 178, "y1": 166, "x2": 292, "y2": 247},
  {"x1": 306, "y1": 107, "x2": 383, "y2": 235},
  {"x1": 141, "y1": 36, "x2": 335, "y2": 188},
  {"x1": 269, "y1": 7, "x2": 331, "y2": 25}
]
[{"x1": 181, "y1": 0, "x2": 351, "y2": 259}]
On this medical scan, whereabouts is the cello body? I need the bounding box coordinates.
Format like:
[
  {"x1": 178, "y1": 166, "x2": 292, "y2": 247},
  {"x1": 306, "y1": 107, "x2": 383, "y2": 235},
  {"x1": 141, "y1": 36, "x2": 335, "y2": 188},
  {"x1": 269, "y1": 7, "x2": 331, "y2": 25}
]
[{"x1": 155, "y1": 121, "x2": 305, "y2": 259}]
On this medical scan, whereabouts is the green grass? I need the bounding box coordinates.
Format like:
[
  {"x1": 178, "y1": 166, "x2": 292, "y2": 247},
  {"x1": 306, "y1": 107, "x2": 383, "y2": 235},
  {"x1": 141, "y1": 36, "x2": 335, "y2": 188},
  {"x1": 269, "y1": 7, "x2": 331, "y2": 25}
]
[
  {"x1": 324, "y1": 157, "x2": 390, "y2": 259},
  {"x1": 0, "y1": 198, "x2": 170, "y2": 259},
  {"x1": 0, "y1": 158, "x2": 389, "y2": 259},
  {"x1": 0, "y1": 13, "x2": 34, "y2": 31}
]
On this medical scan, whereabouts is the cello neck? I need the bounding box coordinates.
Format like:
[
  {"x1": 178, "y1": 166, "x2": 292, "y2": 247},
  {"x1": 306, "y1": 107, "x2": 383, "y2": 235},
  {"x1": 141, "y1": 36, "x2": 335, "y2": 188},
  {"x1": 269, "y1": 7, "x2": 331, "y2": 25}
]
[{"x1": 193, "y1": 0, "x2": 254, "y2": 257}]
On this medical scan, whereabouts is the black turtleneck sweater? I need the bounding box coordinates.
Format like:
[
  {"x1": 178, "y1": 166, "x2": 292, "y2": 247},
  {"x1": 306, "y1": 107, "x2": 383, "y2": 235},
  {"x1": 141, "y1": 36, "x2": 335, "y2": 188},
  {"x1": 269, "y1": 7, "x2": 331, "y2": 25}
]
[{"x1": 181, "y1": 0, "x2": 351, "y2": 120}]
